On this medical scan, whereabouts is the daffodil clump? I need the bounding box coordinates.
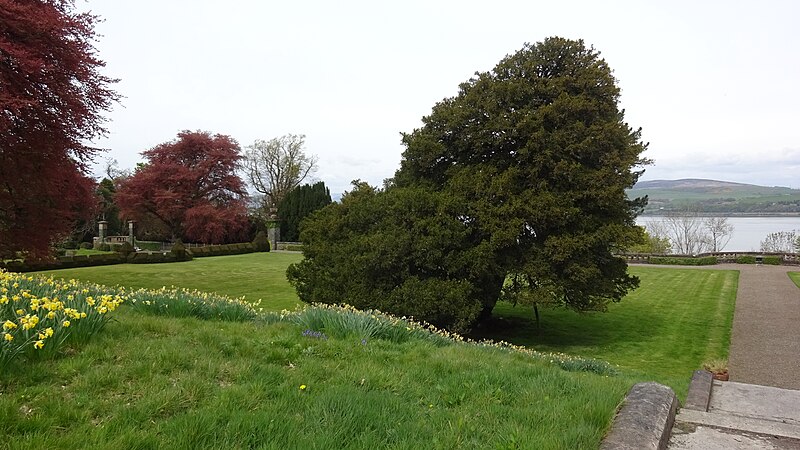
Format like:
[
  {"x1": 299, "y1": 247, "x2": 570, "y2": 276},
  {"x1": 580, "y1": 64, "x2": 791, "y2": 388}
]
[
  {"x1": 126, "y1": 286, "x2": 260, "y2": 322},
  {"x1": 0, "y1": 270, "x2": 124, "y2": 371},
  {"x1": 270, "y1": 303, "x2": 618, "y2": 376}
]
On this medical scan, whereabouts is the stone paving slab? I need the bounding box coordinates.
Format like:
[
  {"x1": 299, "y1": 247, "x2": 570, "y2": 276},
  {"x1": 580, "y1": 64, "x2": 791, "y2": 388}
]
[
  {"x1": 709, "y1": 381, "x2": 800, "y2": 426},
  {"x1": 669, "y1": 424, "x2": 800, "y2": 450}
]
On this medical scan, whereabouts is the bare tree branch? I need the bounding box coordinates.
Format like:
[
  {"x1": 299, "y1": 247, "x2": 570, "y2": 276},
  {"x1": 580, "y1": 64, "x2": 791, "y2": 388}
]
[{"x1": 243, "y1": 134, "x2": 318, "y2": 219}]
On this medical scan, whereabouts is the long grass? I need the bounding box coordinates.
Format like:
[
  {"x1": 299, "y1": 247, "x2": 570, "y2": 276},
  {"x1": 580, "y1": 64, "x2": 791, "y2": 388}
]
[
  {"x1": 0, "y1": 301, "x2": 630, "y2": 449},
  {"x1": 469, "y1": 266, "x2": 738, "y2": 397}
]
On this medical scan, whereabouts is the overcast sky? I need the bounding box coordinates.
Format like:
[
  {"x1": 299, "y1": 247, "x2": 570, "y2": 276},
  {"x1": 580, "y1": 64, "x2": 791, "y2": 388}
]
[{"x1": 82, "y1": 0, "x2": 800, "y2": 194}]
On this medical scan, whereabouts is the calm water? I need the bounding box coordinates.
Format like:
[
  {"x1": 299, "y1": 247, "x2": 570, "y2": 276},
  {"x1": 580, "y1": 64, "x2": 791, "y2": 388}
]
[{"x1": 636, "y1": 216, "x2": 800, "y2": 252}]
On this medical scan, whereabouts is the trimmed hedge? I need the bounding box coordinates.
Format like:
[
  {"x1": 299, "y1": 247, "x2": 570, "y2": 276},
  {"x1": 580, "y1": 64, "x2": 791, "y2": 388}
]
[
  {"x1": 1, "y1": 241, "x2": 262, "y2": 273},
  {"x1": 735, "y1": 255, "x2": 757, "y2": 264},
  {"x1": 189, "y1": 242, "x2": 257, "y2": 258},
  {"x1": 0, "y1": 253, "x2": 123, "y2": 272},
  {"x1": 763, "y1": 255, "x2": 782, "y2": 265},
  {"x1": 136, "y1": 240, "x2": 162, "y2": 251},
  {"x1": 127, "y1": 252, "x2": 178, "y2": 264},
  {"x1": 648, "y1": 256, "x2": 718, "y2": 266}
]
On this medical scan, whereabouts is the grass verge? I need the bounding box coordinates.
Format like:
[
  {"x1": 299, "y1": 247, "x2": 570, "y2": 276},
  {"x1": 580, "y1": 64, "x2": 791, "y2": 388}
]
[{"x1": 787, "y1": 272, "x2": 800, "y2": 288}]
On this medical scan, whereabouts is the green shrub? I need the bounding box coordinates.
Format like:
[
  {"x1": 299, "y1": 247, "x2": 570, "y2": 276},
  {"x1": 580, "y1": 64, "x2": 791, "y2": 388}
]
[
  {"x1": 136, "y1": 240, "x2": 162, "y2": 251},
  {"x1": 735, "y1": 255, "x2": 756, "y2": 264},
  {"x1": 61, "y1": 240, "x2": 78, "y2": 250},
  {"x1": 115, "y1": 241, "x2": 134, "y2": 258},
  {"x1": 170, "y1": 239, "x2": 192, "y2": 261},
  {"x1": 648, "y1": 256, "x2": 717, "y2": 266},
  {"x1": 79, "y1": 242, "x2": 92, "y2": 250},
  {"x1": 4, "y1": 260, "x2": 28, "y2": 272},
  {"x1": 72, "y1": 255, "x2": 90, "y2": 267},
  {"x1": 285, "y1": 244, "x2": 303, "y2": 252},
  {"x1": 97, "y1": 243, "x2": 111, "y2": 252},
  {"x1": 763, "y1": 255, "x2": 782, "y2": 265},
  {"x1": 253, "y1": 231, "x2": 270, "y2": 252}
]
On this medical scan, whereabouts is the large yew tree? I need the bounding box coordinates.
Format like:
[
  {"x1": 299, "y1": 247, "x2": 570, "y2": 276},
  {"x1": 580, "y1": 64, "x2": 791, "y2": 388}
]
[
  {"x1": 116, "y1": 131, "x2": 249, "y2": 243},
  {"x1": 0, "y1": 0, "x2": 118, "y2": 259},
  {"x1": 289, "y1": 38, "x2": 650, "y2": 332}
]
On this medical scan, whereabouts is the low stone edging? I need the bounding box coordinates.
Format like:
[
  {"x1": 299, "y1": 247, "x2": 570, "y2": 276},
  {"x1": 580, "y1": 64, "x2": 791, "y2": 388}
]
[
  {"x1": 683, "y1": 370, "x2": 713, "y2": 412},
  {"x1": 601, "y1": 382, "x2": 679, "y2": 450}
]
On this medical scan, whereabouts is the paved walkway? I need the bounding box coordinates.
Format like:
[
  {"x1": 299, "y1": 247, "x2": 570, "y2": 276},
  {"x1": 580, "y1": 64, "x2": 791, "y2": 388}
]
[
  {"x1": 726, "y1": 264, "x2": 800, "y2": 389},
  {"x1": 664, "y1": 263, "x2": 800, "y2": 448}
]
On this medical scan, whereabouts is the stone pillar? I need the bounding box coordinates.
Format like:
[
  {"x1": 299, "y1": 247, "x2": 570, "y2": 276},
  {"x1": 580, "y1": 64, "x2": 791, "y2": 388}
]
[
  {"x1": 266, "y1": 208, "x2": 280, "y2": 251},
  {"x1": 97, "y1": 220, "x2": 108, "y2": 249},
  {"x1": 127, "y1": 220, "x2": 135, "y2": 245}
]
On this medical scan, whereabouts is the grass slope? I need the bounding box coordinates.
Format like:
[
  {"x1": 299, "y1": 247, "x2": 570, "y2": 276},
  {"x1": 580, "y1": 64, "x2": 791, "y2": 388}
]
[
  {"x1": 38, "y1": 257, "x2": 739, "y2": 398},
  {"x1": 0, "y1": 307, "x2": 630, "y2": 449},
  {"x1": 470, "y1": 266, "x2": 738, "y2": 397},
  {"x1": 37, "y1": 252, "x2": 303, "y2": 311}
]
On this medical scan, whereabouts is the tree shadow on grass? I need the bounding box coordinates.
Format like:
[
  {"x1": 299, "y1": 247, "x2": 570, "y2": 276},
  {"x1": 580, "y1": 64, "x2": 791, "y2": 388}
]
[{"x1": 468, "y1": 301, "x2": 668, "y2": 358}]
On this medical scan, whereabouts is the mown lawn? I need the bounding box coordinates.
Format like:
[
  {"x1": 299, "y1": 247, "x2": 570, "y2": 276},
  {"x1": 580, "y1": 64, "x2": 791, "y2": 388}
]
[
  {"x1": 37, "y1": 252, "x2": 303, "y2": 311},
  {"x1": 469, "y1": 266, "x2": 738, "y2": 397},
  {"x1": 787, "y1": 272, "x2": 800, "y2": 288}
]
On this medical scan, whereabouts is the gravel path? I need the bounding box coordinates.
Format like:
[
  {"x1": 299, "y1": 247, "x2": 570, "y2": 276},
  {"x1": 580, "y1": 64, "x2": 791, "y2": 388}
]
[{"x1": 726, "y1": 264, "x2": 800, "y2": 389}]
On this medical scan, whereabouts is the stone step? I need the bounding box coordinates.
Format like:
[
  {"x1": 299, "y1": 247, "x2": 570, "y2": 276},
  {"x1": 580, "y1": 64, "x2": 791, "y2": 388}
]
[{"x1": 676, "y1": 409, "x2": 800, "y2": 441}]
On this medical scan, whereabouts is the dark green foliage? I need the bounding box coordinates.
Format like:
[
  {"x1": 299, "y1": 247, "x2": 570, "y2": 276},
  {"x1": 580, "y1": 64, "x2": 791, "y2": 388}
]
[
  {"x1": 277, "y1": 181, "x2": 332, "y2": 241},
  {"x1": 135, "y1": 240, "x2": 162, "y2": 251},
  {"x1": 736, "y1": 255, "x2": 756, "y2": 264},
  {"x1": 189, "y1": 242, "x2": 257, "y2": 258},
  {"x1": 648, "y1": 256, "x2": 717, "y2": 266},
  {"x1": 97, "y1": 243, "x2": 111, "y2": 252},
  {"x1": 126, "y1": 252, "x2": 178, "y2": 264},
  {"x1": 253, "y1": 231, "x2": 270, "y2": 252},
  {"x1": 290, "y1": 38, "x2": 648, "y2": 331},
  {"x1": 288, "y1": 183, "x2": 506, "y2": 333},
  {"x1": 1, "y1": 252, "x2": 124, "y2": 272},
  {"x1": 763, "y1": 255, "x2": 782, "y2": 265},
  {"x1": 116, "y1": 241, "x2": 134, "y2": 258},
  {"x1": 97, "y1": 178, "x2": 124, "y2": 235},
  {"x1": 170, "y1": 239, "x2": 192, "y2": 261},
  {"x1": 79, "y1": 242, "x2": 92, "y2": 250},
  {"x1": 61, "y1": 240, "x2": 78, "y2": 250}
]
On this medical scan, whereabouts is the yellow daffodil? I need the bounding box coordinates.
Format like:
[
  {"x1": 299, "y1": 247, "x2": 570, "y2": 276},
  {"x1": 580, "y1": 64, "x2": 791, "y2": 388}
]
[
  {"x1": 300, "y1": 384, "x2": 307, "y2": 390},
  {"x1": 4, "y1": 333, "x2": 13, "y2": 342},
  {"x1": 33, "y1": 340, "x2": 44, "y2": 349},
  {"x1": 3, "y1": 320, "x2": 16, "y2": 331},
  {"x1": 62, "y1": 320, "x2": 70, "y2": 328}
]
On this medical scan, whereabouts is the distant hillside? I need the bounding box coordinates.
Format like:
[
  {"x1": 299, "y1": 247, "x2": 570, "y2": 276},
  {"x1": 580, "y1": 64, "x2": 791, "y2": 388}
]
[{"x1": 628, "y1": 179, "x2": 800, "y2": 215}]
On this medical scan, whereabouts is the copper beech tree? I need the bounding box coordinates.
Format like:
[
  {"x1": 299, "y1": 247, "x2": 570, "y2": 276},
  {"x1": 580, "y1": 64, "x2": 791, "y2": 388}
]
[
  {"x1": 116, "y1": 131, "x2": 250, "y2": 244},
  {"x1": 0, "y1": 0, "x2": 119, "y2": 259}
]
